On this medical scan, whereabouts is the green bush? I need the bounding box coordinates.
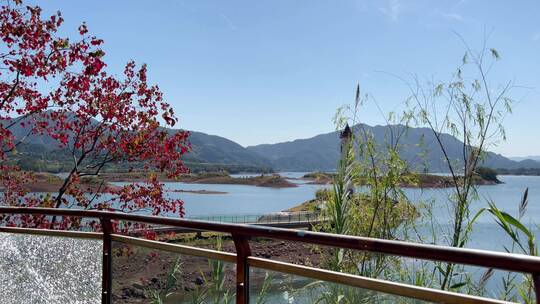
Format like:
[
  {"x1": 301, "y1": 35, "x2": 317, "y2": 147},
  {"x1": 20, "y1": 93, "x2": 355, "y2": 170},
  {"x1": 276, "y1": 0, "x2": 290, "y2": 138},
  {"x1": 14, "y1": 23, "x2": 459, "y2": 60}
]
[{"x1": 476, "y1": 167, "x2": 500, "y2": 182}]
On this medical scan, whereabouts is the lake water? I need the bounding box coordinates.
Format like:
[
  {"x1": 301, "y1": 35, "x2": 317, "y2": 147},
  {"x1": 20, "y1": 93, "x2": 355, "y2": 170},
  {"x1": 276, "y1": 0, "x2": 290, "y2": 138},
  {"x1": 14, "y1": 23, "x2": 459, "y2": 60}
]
[
  {"x1": 2, "y1": 174, "x2": 539, "y2": 302},
  {"x1": 17, "y1": 173, "x2": 540, "y2": 250},
  {"x1": 164, "y1": 173, "x2": 539, "y2": 301},
  {"x1": 113, "y1": 174, "x2": 540, "y2": 252},
  {"x1": 112, "y1": 172, "x2": 319, "y2": 217},
  {"x1": 403, "y1": 175, "x2": 540, "y2": 251}
]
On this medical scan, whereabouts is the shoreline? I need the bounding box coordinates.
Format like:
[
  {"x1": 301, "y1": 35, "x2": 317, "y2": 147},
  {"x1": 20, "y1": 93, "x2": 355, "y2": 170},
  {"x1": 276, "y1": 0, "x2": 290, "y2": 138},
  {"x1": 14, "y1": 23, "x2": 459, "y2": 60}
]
[
  {"x1": 165, "y1": 189, "x2": 228, "y2": 195},
  {"x1": 3, "y1": 171, "x2": 507, "y2": 193},
  {"x1": 3, "y1": 172, "x2": 295, "y2": 193},
  {"x1": 3, "y1": 181, "x2": 229, "y2": 195},
  {"x1": 102, "y1": 172, "x2": 297, "y2": 188},
  {"x1": 300, "y1": 172, "x2": 501, "y2": 188}
]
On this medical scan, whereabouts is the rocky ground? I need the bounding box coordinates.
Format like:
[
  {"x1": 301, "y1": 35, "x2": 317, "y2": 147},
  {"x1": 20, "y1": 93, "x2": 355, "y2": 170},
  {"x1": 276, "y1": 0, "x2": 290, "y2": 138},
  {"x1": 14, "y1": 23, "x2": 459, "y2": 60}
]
[{"x1": 112, "y1": 237, "x2": 325, "y2": 303}]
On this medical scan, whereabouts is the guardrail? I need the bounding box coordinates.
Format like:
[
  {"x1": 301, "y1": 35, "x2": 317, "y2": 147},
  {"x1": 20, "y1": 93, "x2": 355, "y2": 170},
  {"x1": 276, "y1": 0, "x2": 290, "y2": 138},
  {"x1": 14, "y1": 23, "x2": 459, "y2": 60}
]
[
  {"x1": 188, "y1": 211, "x2": 320, "y2": 224},
  {"x1": 0, "y1": 207, "x2": 538, "y2": 304}
]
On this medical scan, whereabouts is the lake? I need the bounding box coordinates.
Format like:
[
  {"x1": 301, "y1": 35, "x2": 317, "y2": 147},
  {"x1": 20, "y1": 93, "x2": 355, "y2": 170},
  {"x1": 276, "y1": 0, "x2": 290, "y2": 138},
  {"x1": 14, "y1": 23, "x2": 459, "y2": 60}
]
[
  {"x1": 115, "y1": 172, "x2": 540, "y2": 250},
  {"x1": 155, "y1": 173, "x2": 540, "y2": 300},
  {"x1": 2, "y1": 173, "x2": 538, "y2": 302},
  {"x1": 403, "y1": 175, "x2": 540, "y2": 251},
  {"x1": 112, "y1": 173, "x2": 540, "y2": 252},
  {"x1": 17, "y1": 173, "x2": 540, "y2": 250}
]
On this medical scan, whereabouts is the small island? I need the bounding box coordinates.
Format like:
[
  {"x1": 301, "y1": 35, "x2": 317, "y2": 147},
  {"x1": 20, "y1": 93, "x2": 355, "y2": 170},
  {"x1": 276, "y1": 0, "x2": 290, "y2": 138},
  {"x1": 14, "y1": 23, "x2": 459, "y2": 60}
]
[
  {"x1": 1, "y1": 171, "x2": 298, "y2": 194},
  {"x1": 301, "y1": 167, "x2": 502, "y2": 188},
  {"x1": 102, "y1": 172, "x2": 297, "y2": 188},
  {"x1": 2, "y1": 168, "x2": 502, "y2": 194},
  {"x1": 2, "y1": 173, "x2": 120, "y2": 193}
]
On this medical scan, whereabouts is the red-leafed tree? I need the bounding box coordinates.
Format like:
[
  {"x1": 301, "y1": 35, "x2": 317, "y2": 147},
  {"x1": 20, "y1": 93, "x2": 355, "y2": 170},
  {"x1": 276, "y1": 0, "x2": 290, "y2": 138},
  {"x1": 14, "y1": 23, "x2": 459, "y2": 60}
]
[{"x1": 0, "y1": 1, "x2": 190, "y2": 229}]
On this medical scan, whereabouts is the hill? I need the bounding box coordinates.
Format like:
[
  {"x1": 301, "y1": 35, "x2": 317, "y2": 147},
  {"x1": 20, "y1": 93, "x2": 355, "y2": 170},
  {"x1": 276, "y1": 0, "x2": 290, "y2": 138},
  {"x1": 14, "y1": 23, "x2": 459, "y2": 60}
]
[
  {"x1": 247, "y1": 124, "x2": 540, "y2": 172},
  {"x1": 2, "y1": 114, "x2": 272, "y2": 173},
  {"x1": 510, "y1": 156, "x2": 540, "y2": 162},
  {"x1": 3, "y1": 115, "x2": 539, "y2": 174},
  {"x1": 184, "y1": 131, "x2": 272, "y2": 170}
]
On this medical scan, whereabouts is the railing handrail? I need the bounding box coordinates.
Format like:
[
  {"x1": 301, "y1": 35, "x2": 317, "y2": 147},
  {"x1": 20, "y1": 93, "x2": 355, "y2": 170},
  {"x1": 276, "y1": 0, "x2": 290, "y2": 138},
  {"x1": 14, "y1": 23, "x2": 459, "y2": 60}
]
[
  {"x1": 0, "y1": 225, "x2": 516, "y2": 304},
  {"x1": 1, "y1": 206, "x2": 539, "y2": 274},
  {"x1": 187, "y1": 210, "x2": 319, "y2": 218},
  {"x1": 186, "y1": 211, "x2": 321, "y2": 224}
]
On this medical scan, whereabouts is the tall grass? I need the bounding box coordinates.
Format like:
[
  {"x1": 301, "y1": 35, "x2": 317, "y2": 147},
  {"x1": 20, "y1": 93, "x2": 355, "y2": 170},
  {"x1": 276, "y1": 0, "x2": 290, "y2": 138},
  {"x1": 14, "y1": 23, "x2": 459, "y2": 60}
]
[{"x1": 306, "y1": 41, "x2": 536, "y2": 302}]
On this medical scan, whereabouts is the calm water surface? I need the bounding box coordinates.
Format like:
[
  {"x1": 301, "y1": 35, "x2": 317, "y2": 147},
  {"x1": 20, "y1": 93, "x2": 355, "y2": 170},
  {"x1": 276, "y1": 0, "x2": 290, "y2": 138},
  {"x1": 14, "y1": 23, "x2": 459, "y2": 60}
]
[
  {"x1": 167, "y1": 181, "x2": 321, "y2": 216},
  {"x1": 114, "y1": 174, "x2": 540, "y2": 252},
  {"x1": 403, "y1": 175, "x2": 540, "y2": 250},
  {"x1": 3, "y1": 174, "x2": 538, "y2": 302}
]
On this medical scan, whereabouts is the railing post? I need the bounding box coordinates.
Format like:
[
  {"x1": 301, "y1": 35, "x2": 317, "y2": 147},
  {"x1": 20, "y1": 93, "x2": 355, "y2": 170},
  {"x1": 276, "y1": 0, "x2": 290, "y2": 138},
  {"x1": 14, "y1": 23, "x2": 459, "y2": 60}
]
[
  {"x1": 233, "y1": 234, "x2": 251, "y2": 304},
  {"x1": 101, "y1": 218, "x2": 113, "y2": 304},
  {"x1": 533, "y1": 273, "x2": 540, "y2": 304}
]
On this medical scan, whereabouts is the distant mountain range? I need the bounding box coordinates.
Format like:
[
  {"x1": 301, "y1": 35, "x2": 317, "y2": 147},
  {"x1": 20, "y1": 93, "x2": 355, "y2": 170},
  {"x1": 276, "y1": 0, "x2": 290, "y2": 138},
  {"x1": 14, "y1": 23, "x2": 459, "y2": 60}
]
[
  {"x1": 181, "y1": 131, "x2": 273, "y2": 172},
  {"x1": 247, "y1": 124, "x2": 540, "y2": 172},
  {"x1": 3, "y1": 115, "x2": 540, "y2": 173},
  {"x1": 1, "y1": 115, "x2": 273, "y2": 173},
  {"x1": 510, "y1": 156, "x2": 540, "y2": 162}
]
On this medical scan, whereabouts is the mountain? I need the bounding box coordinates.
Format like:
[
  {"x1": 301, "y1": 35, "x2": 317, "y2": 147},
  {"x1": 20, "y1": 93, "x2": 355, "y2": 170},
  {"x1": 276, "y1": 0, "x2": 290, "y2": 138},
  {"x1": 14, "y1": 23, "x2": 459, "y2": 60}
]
[
  {"x1": 1, "y1": 115, "x2": 272, "y2": 173},
  {"x1": 247, "y1": 124, "x2": 540, "y2": 172},
  {"x1": 181, "y1": 131, "x2": 272, "y2": 170},
  {"x1": 510, "y1": 156, "x2": 540, "y2": 162},
  {"x1": 3, "y1": 114, "x2": 539, "y2": 173}
]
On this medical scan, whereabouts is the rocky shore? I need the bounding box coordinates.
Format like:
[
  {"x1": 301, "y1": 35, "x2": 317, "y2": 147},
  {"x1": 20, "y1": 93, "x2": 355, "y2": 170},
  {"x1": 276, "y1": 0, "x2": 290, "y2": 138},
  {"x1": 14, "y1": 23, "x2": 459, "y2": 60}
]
[
  {"x1": 2, "y1": 172, "x2": 296, "y2": 193},
  {"x1": 300, "y1": 171, "x2": 500, "y2": 188},
  {"x1": 103, "y1": 172, "x2": 297, "y2": 188}
]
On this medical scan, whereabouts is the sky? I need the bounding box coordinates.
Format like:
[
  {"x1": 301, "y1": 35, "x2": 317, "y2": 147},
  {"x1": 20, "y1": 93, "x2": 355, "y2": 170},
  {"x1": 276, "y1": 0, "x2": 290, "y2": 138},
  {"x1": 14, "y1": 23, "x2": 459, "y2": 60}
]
[{"x1": 31, "y1": 0, "x2": 540, "y2": 157}]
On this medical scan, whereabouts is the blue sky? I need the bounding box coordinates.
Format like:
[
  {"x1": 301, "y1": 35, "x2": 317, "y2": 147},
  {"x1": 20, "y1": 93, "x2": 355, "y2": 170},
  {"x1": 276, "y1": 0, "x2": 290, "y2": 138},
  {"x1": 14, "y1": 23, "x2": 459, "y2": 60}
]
[{"x1": 34, "y1": 0, "x2": 540, "y2": 157}]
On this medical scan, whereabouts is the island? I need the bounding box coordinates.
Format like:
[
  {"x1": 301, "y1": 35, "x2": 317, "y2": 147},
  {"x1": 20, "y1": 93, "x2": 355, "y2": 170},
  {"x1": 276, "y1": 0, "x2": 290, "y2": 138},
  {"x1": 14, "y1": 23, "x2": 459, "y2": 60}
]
[
  {"x1": 301, "y1": 167, "x2": 502, "y2": 188},
  {"x1": 102, "y1": 172, "x2": 297, "y2": 188},
  {"x1": 1, "y1": 171, "x2": 297, "y2": 193}
]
